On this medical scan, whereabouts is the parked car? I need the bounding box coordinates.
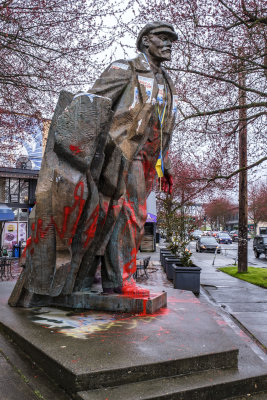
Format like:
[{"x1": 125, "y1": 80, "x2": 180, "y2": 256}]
[
  {"x1": 230, "y1": 230, "x2": 251, "y2": 242},
  {"x1": 211, "y1": 231, "x2": 219, "y2": 237},
  {"x1": 191, "y1": 230, "x2": 203, "y2": 240},
  {"x1": 196, "y1": 236, "x2": 221, "y2": 253},
  {"x1": 253, "y1": 235, "x2": 267, "y2": 258},
  {"x1": 216, "y1": 232, "x2": 232, "y2": 244},
  {"x1": 230, "y1": 230, "x2": 238, "y2": 242}
]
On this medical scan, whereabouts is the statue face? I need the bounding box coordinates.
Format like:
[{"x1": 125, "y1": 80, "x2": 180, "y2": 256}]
[{"x1": 143, "y1": 33, "x2": 172, "y2": 62}]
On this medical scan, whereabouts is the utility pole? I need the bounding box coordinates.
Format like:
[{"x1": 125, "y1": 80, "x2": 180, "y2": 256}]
[{"x1": 238, "y1": 48, "x2": 248, "y2": 273}]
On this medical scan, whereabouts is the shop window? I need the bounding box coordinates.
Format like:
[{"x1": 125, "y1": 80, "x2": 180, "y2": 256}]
[{"x1": 19, "y1": 180, "x2": 29, "y2": 204}]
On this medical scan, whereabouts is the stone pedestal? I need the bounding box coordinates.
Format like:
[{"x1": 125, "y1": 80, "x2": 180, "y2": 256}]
[
  {"x1": 52, "y1": 290, "x2": 167, "y2": 314},
  {"x1": 13, "y1": 289, "x2": 167, "y2": 314}
]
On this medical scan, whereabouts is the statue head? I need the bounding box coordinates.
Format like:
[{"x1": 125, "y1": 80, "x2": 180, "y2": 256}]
[{"x1": 137, "y1": 22, "x2": 178, "y2": 63}]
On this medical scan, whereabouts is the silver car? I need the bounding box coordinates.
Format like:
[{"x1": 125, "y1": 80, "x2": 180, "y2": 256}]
[{"x1": 196, "y1": 236, "x2": 221, "y2": 253}]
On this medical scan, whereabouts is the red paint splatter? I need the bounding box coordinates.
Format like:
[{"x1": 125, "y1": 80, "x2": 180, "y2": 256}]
[
  {"x1": 21, "y1": 236, "x2": 32, "y2": 258},
  {"x1": 69, "y1": 145, "x2": 82, "y2": 154},
  {"x1": 23, "y1": 181, "x2": 86, "y2": 256},
  {"x1": 122, "y1": 248, "x2": 137, "y2": 277},
  {"x1": 71, "y1": 358, "x2": 80, "y2": 363}
]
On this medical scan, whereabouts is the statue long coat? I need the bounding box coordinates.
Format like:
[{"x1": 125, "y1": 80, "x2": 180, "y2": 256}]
[{"x1": 9, "y1": 54, "x2": 178, "y2": 305}]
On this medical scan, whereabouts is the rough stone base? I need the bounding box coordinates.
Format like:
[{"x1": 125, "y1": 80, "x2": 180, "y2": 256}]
[
  {"x1": 16, "y1": 290, "x2": 167, "y2": 314},
  {"x1": 51, "y1": 290, "x2": 166, "y2": 314}
]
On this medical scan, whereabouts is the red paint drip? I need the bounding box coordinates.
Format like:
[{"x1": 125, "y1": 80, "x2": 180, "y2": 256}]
[
  {"x1": 140, "y1": 298, "x2": 148, "y2": 316},
  {"x1": 21, "y1": 236, "x2": 32, "y2": 258}
]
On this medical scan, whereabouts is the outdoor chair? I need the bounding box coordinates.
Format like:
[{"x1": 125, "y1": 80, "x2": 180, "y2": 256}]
[
  {"x1": 0, "y1": 258, "x2": 7, "y2": 280},
  {"x1": 0, "y1": 257, "x2": 13, "y2": 280},
  {"x1": 134, "y1": 256, "x2": 151, "y2": 279}
]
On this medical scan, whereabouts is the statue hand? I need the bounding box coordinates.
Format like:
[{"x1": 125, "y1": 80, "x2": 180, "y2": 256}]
[{"x1": 161, "y1": 174, "x2": 173, "y2": 195}]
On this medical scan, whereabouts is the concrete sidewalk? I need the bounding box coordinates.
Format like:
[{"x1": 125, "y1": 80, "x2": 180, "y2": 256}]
[
  {"x1": 192, "y1": 253, "x2": 267, "y2": 352},
  {"x1": 142, "y1": 242, "x2": 267, "y2": 353}
]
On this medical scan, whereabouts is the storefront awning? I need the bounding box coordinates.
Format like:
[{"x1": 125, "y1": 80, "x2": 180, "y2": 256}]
[
  {"x1": 146, "y1": 213, "x2": 157, "y2": 223},
  {"x1": 0, "y1": 205, "x2": 15, "y2": 221}
]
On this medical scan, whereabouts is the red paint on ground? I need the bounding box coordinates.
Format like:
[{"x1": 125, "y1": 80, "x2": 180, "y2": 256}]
[
  {"x1": 216, "y1": 319, "x2": 228, "y2": 326},
  {"x1": 167, "y1": 296, "x2": 200, "y2": 304}
]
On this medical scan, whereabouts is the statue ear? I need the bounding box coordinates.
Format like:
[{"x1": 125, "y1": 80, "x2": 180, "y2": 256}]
[{"x1": 142, "y1": 35, "x2": 149, "y2": 48}]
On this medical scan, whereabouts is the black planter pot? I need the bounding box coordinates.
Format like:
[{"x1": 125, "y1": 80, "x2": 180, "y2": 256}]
[
  {"x1": 160, "y1": 248, "x2": 170, "y2": 261},
  {"x1": 165, "y1": 257, "x2": 181, "y2": 278},
  {"x1": 173, "y1": 264, "x2": 201, "y2": 295},
  {"x1": 160, "y1": 250, "x2": 172, "y2": 266},
  {"x1": 160, "y1": 247, "x2": 169, "y2": 255},
  {"x1": 162, "y1": 253, "x2": 178, "y2": 272}
]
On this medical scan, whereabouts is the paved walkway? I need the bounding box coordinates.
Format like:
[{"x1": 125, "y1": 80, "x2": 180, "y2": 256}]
[{"x1": 196, "y1": 256, "x2": 267, "y2": 351}]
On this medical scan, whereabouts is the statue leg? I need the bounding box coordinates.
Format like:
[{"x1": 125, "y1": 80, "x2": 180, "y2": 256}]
[{"x1": 101, "y1": 159, "x2": 147, "y2": 290}]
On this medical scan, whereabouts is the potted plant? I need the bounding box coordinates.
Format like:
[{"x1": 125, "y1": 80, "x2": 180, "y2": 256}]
[
  {"x1": 156, "y1": 170, "x2": 201, "y2": 294},
  {"x1": 173, "y1": 248, "x2": 201, "y2": 295},
  {"x1": 166, "y1": 212, "x2": 201, "y2": 295}
]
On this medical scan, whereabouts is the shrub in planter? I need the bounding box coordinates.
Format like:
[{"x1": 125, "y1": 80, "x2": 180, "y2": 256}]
[
  {"x1": 166, "y1": 216, "x2": 201, "y2": 294},
  {"x1": 157, "y1": 193, "x2": 201, "y2": 292}
]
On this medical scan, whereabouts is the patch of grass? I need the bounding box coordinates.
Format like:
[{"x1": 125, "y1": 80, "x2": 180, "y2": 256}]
[{"x1": 219, "y1": 266, "x2": 267, "y2": 288}]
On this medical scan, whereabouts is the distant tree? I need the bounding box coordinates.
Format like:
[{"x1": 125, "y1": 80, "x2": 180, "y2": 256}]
[
  {"x1": 204, "y1": 197, "x2": 235, "y2": 230},
  {"x1": 248, "y1": 183, "x2": 267, "y2": 233},
  {"x1": 133, "y1": 0, "x2": 267, "y2": 179},
  {"x1": 0, "y1": 0, "x2": 131, "y2": 163},
  {"x1": 156, "y1": 156, "x2": 201, "y2": 240}
]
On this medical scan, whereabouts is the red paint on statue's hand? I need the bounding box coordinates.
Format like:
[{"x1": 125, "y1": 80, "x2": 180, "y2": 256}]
[{"x1": 161, "y1": 174, "x2": 173, "y2": 194}]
